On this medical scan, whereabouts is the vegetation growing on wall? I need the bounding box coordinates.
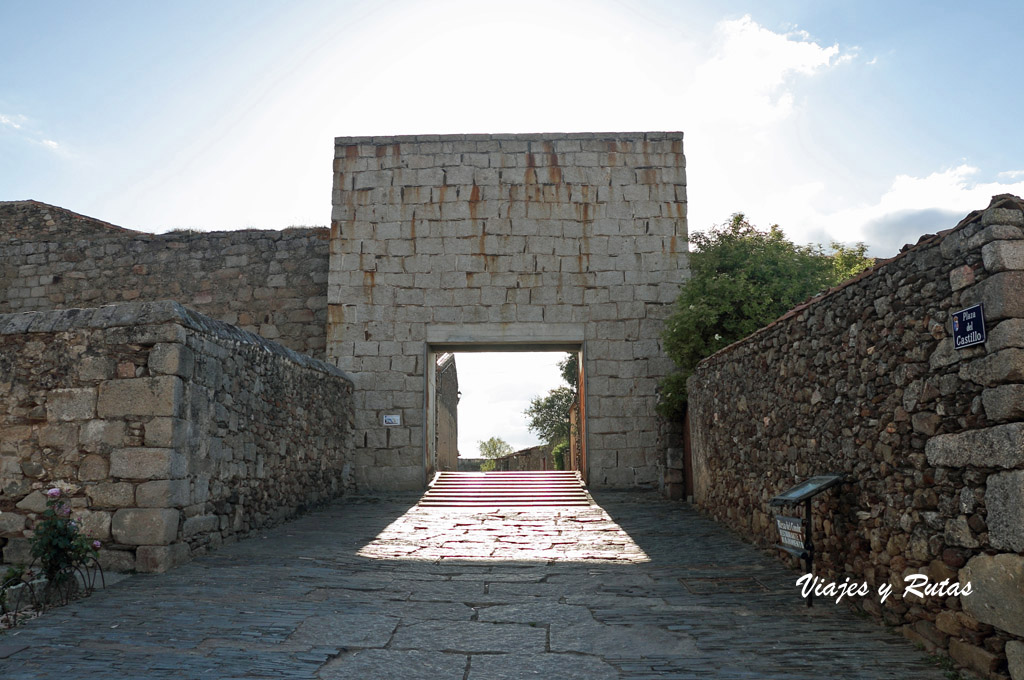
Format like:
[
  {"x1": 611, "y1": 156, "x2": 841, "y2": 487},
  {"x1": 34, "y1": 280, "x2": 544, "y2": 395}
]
[{"x1": 658, "y1": 214, "x2": 872, "y2": 419}]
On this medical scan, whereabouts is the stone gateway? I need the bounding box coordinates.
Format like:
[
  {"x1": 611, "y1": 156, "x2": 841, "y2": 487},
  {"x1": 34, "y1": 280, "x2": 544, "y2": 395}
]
[{"x1": 328, "y1": 132, "x2": 689, "y2": 490}]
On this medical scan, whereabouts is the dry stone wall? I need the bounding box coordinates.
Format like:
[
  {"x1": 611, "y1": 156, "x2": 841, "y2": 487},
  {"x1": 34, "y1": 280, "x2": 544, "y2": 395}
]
[
  {"x1": 0, "y1": 201, "x2": 329, "y2": 359},
  {"x1": 0, "y1": 301, "x2": 354, "y2": 573},
  {"x1": 688, "y1": 195, "x2": 1024, "y2": 679},
  {"x1": 494, "y1": 444, "x2": 554, "y2": 471},
  {"x1": 330, "y1": 132, "x2": 688, "y2": 490}
]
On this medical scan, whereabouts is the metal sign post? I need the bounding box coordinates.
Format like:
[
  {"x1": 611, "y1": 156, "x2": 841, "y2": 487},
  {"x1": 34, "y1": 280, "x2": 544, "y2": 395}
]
[{"x1": 770, "y1": 474, "x2": 844, "y2": 607}]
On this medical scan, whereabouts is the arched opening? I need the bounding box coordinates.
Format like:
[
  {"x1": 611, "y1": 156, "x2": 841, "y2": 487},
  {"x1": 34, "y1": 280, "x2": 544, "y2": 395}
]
[{"x1": 424, "y1": 341, "x2": 588, "y2": 489}]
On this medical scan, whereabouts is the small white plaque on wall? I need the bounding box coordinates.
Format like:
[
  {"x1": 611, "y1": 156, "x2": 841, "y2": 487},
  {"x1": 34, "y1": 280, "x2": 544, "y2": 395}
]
[{"x1": 382, "y1": 414, "x2": 401, "y2": 426}]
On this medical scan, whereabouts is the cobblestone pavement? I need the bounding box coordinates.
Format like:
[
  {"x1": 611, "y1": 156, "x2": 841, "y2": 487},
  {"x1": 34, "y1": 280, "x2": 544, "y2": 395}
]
[{"x1": 1, "y1": 492, "x2": 947, "y2": 679}]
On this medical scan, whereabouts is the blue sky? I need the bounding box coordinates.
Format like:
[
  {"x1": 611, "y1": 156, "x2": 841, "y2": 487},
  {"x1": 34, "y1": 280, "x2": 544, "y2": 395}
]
[{"x1": 4, "y1": 1, "x2": 1023, "y2": 454}]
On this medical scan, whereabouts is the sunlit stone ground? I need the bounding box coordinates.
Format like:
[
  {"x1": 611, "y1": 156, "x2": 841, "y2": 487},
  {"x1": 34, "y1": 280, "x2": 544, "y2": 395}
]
[{"x1": 0, "y1": 492, "x2": 946, "y2": 679}]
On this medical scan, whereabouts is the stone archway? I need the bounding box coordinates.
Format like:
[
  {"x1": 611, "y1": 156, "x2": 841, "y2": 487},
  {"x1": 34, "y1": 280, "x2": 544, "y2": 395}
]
[{"x1": 328, "y1": 132, "x2": 689, "y2": 490}]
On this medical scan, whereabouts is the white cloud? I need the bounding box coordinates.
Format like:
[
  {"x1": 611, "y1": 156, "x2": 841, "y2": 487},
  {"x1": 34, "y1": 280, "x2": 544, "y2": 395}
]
[
  {"x1": 684, "y1": 15, "x2": 855, "y2": 239},
  {"x1": 0, "y1": 113, "x2": 24, "y2": 129},
  {"x1": 689, "y1": 15, "x2": 845, "y2": 127},
  {"x1": 679, "y1": 17, "x2": 1023, "y2": 259},
  {"x1": 0, "y1": 112, "x2": 67, "y2": 156},
  {"x1": 785, "y1": 164, "x2": 1024, "y2": 257}
]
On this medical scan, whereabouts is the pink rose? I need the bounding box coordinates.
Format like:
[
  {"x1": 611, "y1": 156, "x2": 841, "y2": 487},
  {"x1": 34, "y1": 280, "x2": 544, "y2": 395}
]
[
  {"x1": 46, "y1": 488, "x2": 62, "y2": 498},
  {"x1": 92, "y1": 540, "x2": 102, "y2": 549}
]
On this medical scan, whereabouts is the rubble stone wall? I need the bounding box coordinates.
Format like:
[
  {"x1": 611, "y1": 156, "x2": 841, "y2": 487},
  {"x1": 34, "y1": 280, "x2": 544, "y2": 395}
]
[
  {"x1": 0, "y1": 201, "x2": 329, "y2": 359},
  {"x1": 0, "y1": 301, "x2": 354, "y2": 573},
  {"x1": 494, "y1": 444, "x2": 554, "y2": 471},
  {"x1": 688, "y1": 195, "x2": 1024, "y2": 677},
  {"x1": 330, "y1": 132, "x2": 689, "y2": 490}
]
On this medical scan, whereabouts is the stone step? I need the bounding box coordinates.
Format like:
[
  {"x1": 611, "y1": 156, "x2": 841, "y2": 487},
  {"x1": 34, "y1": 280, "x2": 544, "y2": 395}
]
[{"x1": 420, "y1": 471, "x2": 592, "y2": 508}]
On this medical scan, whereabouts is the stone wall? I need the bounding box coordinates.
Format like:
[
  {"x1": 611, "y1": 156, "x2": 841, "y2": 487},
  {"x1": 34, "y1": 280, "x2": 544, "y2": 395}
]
[
  {"x1": 0, "y1": 301, "x2": 354, "y2": 573},
  {"x1": 435, "y1": 353, "x2": 459, "y2": 472},
  {"x1": 494, "y1": 444, "x2": 553, "y2": 471},
  {"x1": 0, "y1": 200, "x2": 329, "y2": 359},
  {"x1": 330, "y1": 132, "x2": 689, "y2": 490},
  {"x1": 0, "y1": 200, "x2": 135, "y2": 242},
  {"x1": 688, "y1": 195, "x2": 1024, "y2": 679}
]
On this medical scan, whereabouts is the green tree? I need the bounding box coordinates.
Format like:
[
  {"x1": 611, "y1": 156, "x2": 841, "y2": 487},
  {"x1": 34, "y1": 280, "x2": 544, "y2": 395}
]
[
  {"x1": 658, "y1": 214, "x2": 872, "y2": 419},
  {"x1": 558, "y1": 353, "x2": 578, "y2": 391},
  {"x1": 477, "y1": 436, "x2": 513, "y2": 472},
  {"x1": 477, "y1": 436, "x2": 513, "y2": 459},
  {"x1": 829, "y1": 240, "x2": 873, "y2": 281},
  {"x1": 524, "y1": 385, "x2": 576, "y2": 445},
  {"x1": 523, "y1": 353, "x2": 579, "y2": 447}
]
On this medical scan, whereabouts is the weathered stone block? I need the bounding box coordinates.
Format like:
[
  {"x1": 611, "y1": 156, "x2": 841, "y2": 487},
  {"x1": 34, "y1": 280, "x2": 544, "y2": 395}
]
[
  {"x1": 20, "y1": 460, "x2": 44, "y2": 478},
  {"x1": 37, "y1": 423, "x2": 79, "y2": 449},
  {"x1": 79, "y1": 355, "x2": 117, "y2": 381},
  {"x1": 97, "y1": 376, "x2": 184, "y2": 418},
  {"x1": 961, "y1": 270, "x2": 1024, "y2": 320},
  {"x1": 2, "y1": 537, "x2": 31, "y2": 564},
  {"x1": 929, "y1": 337, "x2": 958, "y2": 368},
  {"x1": 981, "y1": 205, "x2": 1024, "y2": 227},
  {"x1": 949, "y1": 264, "x2": 976, "y2": 291},
  {"x1": 15, "y1": 490, "x2": 47, "y2": 513},
  {"x1": 80, "y1": 420, "x2": 125, "y2": 450},
  {"x1": 110, "y1": 447, "x2": 187, "y2": 480},
  {"x1": 182, "y1": 514, "x2": 219, "y2": 537},
  {"x1": 988, "y1": 319, "x2": 1024, "y2": 352},
  {"x1": 357, "y1": 465, "x2": 424, "y2": 491},
  {"x1": 97, "y1": 548, "x2": 136, "y2": 572},
  {"x1": 136, "y1": 479, "x2": 190, "y2": 508},
  {"x1": 135, "y1": 542, "x2": 190, "y2": 573},
  {"x1": 143, "y1": 418, "x2": 189, "y2": 448},
  {"x1": 78, "y1": 453, "x2": 109, "y2": 481},
  {"x1": 1007, "y1": 640, "x2": 1024, "y2": 680},
  {"x1": 960, "y1": 553, "x2": 1024, "y2": 637},
  {"x1": 944, "y1": 515, "x2": 979, "y2": 548},
  {"x1": 949, "y1": 638, "x2": 999, "y2": 676},
  {"x1": 982, "y1": 384, "x2": 1024, "y2": 422},
  {"x1": 986, "y1": 469, "x2": 1024, "y2": 552},
  {"x1": 148, "y1": 343, "x2": 194, "y2": 378},
  {"x1": 111, "y1": 508, "x2": 180, "y2": 545},
  {"x1": 87, "y1": 482, "x2": 135, "y2": 507},
  {"x1": 934, "y1": 610, "x2": 961, "y2": 636},
  {"x1": 107, "y1": 323, "x2": 187, "y2": 347},
  {"x1": 959, "y1": 348, "x2": 1024, "y2": 386},
  {"x1": 0, "y1": 511, "x2": 26, "y2": 535},
  {"x1": 911, "y1": 412, "x2": 941, "y2": 435},
  {"x1": 74, "y1": 509, "x2": 112, "y2": 541},
  {"x1": 926, "y1": 423, "x2": 1024, "y2": 468},
  {"x1": 46, "y1": 387, "x2": 96, "y2": 421},
  {"x1": 982, "y1": 239, "x2": 1024, "y2": 272}
]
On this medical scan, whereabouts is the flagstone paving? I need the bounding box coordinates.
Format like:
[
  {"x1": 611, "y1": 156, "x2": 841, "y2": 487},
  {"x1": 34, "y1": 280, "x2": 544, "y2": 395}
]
[{"x1": 0, "y1": 492, "x2": 948, "y2": 679}]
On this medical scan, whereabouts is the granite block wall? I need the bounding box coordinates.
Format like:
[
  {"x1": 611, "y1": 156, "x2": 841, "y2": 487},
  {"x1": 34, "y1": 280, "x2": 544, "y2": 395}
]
[
  {"x1": 329, "y1": 132, "x2": 689, "y2": 490},
  {"x1": 0, "y1": 201, "x2": 329, "y2": 359},
  {"x1": 0, "y1": 301, "x2": 354, "y2": 573},
  {"x1": 688, "y1": 195, "x2": 1024, "y2": 678}
]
